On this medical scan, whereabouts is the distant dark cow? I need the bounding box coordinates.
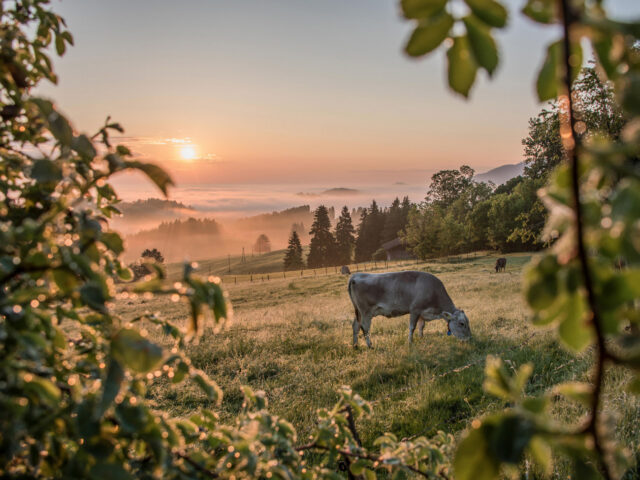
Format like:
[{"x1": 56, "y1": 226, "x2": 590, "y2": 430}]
[
  {"x1": 495, "y1": 258, "x2": 507, "y2": 273},
  {"x1": 347, "y1": 271, "x2": 471, "y2": 348},
  {"x1": 341, "y1": 265, "x2": 351, "y2": 275}
]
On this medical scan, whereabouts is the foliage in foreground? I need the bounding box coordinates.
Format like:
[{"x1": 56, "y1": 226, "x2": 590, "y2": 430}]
[
  {"x1": 402, "y1": 0, "x2": 640, "y2": 477},
  {"x1": 0, "y1": 1, "x2": 454, "y2": 478},
  {"x1": 2, "y1": 0, "x2": 640, "y2": 479}
]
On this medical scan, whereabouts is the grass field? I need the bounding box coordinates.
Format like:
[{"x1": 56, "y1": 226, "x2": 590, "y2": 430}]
[{"x1": 115, "y1": 253, "x2": 640, "y2": 476}]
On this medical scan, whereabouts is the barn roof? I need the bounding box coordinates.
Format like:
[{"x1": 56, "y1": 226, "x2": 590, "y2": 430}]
[{"x1": 381, "y1": 237, "x2": 405, "y2": 250}]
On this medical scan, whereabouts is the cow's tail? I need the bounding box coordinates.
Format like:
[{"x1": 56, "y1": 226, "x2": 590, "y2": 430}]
[{"x1": 348, "y1": 276, "x2": 361, "y2": 324}]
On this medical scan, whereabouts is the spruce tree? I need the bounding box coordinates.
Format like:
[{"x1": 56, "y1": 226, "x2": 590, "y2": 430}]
[
  {"x1": 283, "y1": 230, "x2": 304, "y2": 270},
  {"x1": 381, "y1": 197, "x2": 404, "y2": 244},
  {"x1": 335, "y1": 206, "x2": 355, "y2": 265},
  {"x1": 307, "y1": 205, "x2": 337, "y2": 268},
  {"x1": 354, "y1": 208, "x2": 369, "y2": 263}
]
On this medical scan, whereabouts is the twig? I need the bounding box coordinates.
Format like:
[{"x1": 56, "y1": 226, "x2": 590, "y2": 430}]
[
  {"x1": 559, "y1": 1, "x2": 612, "y2": 479},
  {"x1": 295, "y1": 443, "x2": 439, "y2": 479},
  {"x1": 344, "y1": 406, "x2": 362, "y2": 448},
  {"x1": 175, "y1": 451, "x2": 219, "y2": 478}
]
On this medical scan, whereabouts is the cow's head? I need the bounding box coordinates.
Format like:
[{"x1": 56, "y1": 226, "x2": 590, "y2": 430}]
[{"x1": 443, "y1": 310, "x2": 471, "y2": 340}]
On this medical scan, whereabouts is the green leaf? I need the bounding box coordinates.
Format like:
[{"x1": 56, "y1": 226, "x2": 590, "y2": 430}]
[
  {"x1": 112, "y1": 328, "x2": 163, "y2": 373},
  {"x1": 447, "y1": 36, "x2": 478, "y2": 97},
  {"x1": 622, "y1": 73, "x2": 640, "y2": 116},
  {"x1": 536, "y1": 40, "x2": 562, "y2": 101},
  {"x1": 522, "y1": 0, "x2": 556, "y2": 24},
  {"x1": 592, "y1": 35, "x2": 617, "y2": 79},
  {"x1": 97, "y1": 359, "x2": 125, "y2": 417},
  {"x1": 454, "y1": 426, "x2": 500, "y2": 480},
  {"x1": 101, "y1": 232, "x2": 124, "y2": 255},
  {"x1": 125, "y1": 161, "x2": 174, "y2": 197},
  {"x1": 463, "y1": 15, "x2": 499, "y2": 75},
  {"x1": 464, "y1": 0, "x2": 508, "y2": 28},
  {"x1": 89, "y1": 462, "x2": 134, "y2": 480},
  {"x1": 350, "y1": 459, "x2": 368, "y2": 475},
  {"x1": 628, "y1": 376, "x2": 640, "y2": 395},
  {"x1": 31, "y1": 159, "x2": 62, "y2": 184},
  {"x1": 557, "y1": 293, "x2": 592, "y2": 351},
  {"x1": 553, "y1": 382, "x2": 592, "y2": 405},
  {"x1": 52, "y1": 268, "x2": 78, "y2": 294},
  {"x1": 364, "y1": 469, "x2": 377, "y2": 480},
  {"x1": 522, "y1": 396, "x2": 549, "y2": 414},
  {"x1": 71, "y1": 134, "x2": 97, "y2": 158},
  {"x1": 405, "y1": 12, "x2": 454, "y2": 57},
  {"x1": 24, "y1": 375, "x2": 61, "y2": 405},
  {"x1": 528, "y1": 436, "x2": 552, "y2": 475},
  {"x1": 536, "y1": 40, "x2": 582, "y2": 102},
  {"x1": 80, "y1": 282, "x2": 108, "y2": 312},
  {"x1": 192, "y1": 370, "x2": 223, "y2": 405},
  {"x1": 401, "y1": 0, "x2": 447, "y2": 19},
  {"x1": 55, "y1": 35, "x2": 65, "y2": 56},
  {"x1": 488, "y1": 415, "x2": 534, "y2": 464},
  {"x1": 526, "y1": 271, "x2": 558, "y2": 312},
  {"x1": 483, "y1": 356, "x2": 511, "y2": 400}
]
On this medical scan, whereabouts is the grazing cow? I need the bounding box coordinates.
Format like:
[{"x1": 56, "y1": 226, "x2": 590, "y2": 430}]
[
  {"x1": 341, "y1": 265, "x2": 351, "y2": 275},
  {"x1": 495, "y1": 257, "x2": 507, "y2": 273},
  {"x1": 347, "y1": 271, "x2": 471, "y2": 348}
]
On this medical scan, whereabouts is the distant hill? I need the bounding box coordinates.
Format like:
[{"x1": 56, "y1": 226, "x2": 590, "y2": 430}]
[
  {"x1": 297, "y1": 187, "x2": 361, "y2": 197},
  {"x1": 112, "y1": 198, "x2": 196, "y2": 234},
  {"x1": 475, "y1": 163, "x2": 525, "y2": 185}
]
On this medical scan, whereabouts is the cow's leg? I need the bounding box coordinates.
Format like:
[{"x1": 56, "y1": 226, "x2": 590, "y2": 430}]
[
  {"x1": 408, "y1": 312, "x2": 420, "y2": 344},
  {"x1": 418, "y1": 317, "x2": 425, "y2": 337},
  {"x1": 352, "y1": 310, "x2": 361, "y2": 348},
  {"x1": 360, "y1": 315, "x2": 373, "y2": 348}
]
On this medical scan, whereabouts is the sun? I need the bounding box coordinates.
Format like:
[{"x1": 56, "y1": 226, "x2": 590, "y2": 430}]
[{"x1": 179, "y1": 145, "x2": 197, "y2": 161}]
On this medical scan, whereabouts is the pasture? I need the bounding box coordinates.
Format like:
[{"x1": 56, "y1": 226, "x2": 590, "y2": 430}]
[{"x1": 115, "y1": 253, "x2": 640, "y2": 473}]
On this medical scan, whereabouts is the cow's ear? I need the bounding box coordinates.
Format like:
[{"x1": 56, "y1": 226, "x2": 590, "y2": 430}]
[{"x1": 443, "y1": 311, "x2": 453, "y2": 320}]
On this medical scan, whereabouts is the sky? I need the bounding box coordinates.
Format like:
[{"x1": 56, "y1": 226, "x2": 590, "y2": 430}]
[{"x1": 39, "y1": 0, "x2": 639, "y2": 195}]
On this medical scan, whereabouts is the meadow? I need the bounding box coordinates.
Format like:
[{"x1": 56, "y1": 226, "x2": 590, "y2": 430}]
[{"x1": 115, "y1": 252, "x2": 640, "y2": 475}]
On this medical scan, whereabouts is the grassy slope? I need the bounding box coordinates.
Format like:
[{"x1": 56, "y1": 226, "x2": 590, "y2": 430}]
[{"x1": 115, "y1": 253, "x2": 640, "y2": 474}]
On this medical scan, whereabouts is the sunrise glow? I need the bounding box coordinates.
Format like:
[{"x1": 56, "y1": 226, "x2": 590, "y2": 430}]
[{"x1": 179, "y1": 145, "x2": 197, "y2": 161}]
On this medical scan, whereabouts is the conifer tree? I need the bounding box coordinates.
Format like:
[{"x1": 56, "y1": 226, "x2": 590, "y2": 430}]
[
  {"x1": 381, "y1": 197, "x2": 404, "y2": 244},
  {"x1": 283, "y1": 230, "x2": 304, "y2": 270},
  {"x1": 335, "y1": 206, "x2": 355, "y2": 265},
  {"x1": 307, "y1": 205, "x2": 337, "y2": 268},
  {"x1": 354, "y1": 200, "x2": 385, "y2": 262}
]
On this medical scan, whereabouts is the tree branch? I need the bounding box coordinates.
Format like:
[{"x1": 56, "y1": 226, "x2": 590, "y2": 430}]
[
  {"x1": 295, "y1": 443, "x2": 439, "y2": 479},
  {"x1": 175, "y1": 451, "x2": 219, "y2": 478},
  {"x1": 559, "y1": 1, "x2": 612, "y2": 479}
]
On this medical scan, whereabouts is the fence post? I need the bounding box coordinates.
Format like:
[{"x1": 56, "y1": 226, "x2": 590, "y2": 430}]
[
  {"x1": 314, "y1": 269, "x2": 316, "y2": 276},
  {"x1": 267, "y1": 274, "x2": 269, "y2": 281},
  {"x1": 301, "y1": 269, "x2": 303, "y2": 277},
  {"x1": 283, "y1": 271, "x2": 286, "y2": 279},
  {"x1": 250, "y1": 274, "x2": 253, "y2": 282}
]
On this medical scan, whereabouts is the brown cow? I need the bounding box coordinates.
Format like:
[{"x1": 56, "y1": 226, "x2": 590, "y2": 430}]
[{"x1": 495, "y1": 257, "x2": 507, "y2": 273}]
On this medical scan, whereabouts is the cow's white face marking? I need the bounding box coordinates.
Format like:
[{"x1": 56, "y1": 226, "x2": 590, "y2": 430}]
[{"x1": 443, "y1": 310, "x2": 471, "y2": 340}]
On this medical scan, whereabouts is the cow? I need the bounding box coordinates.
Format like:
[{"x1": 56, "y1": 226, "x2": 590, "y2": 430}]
[
  {"x1": 347, "y1": 271, "x2": 471, "y2": 348},
  {"x1": 341, "y1": 265, "x2": 351, "y2": 275},
  {"x1": 495, "y1": 257, "x2": 507, "y2": 273}
]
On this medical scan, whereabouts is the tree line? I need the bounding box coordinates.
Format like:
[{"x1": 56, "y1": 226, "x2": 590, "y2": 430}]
[{"x1": 283, "y1": 198, "x2": 412, "y2": 270}]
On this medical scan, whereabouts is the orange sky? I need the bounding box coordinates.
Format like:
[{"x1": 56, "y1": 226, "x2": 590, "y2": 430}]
[{"x1": 37, "y1": 0, "x2": 639, "y2": 188}]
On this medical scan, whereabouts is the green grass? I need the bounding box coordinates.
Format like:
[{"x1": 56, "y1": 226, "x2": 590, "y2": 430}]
[{"x1": 115, "y1": 253, "x2": 640, "y2": 476}]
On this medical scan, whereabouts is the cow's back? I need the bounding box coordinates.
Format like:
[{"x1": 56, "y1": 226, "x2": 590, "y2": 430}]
[{"x1": 349, "y1": 271, "x2": 453, "y2": 316}]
